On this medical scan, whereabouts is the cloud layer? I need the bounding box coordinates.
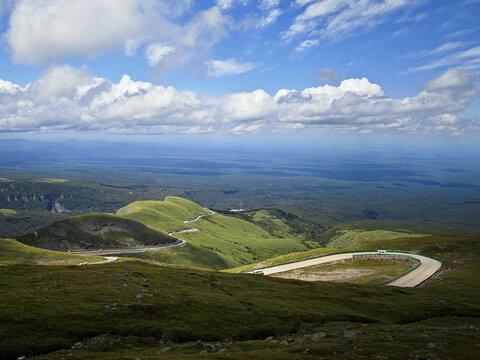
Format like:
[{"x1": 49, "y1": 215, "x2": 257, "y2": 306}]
[{"x1": 0, "y1": 65, "x2": 477, "y2": 136}]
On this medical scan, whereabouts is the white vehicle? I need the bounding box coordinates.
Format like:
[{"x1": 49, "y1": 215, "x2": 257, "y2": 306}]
[
  {"x1": 377, "y1": 250, "x2": 388, "y2": 254},
  {"x1": 252, "y1": 269, "x2": 264, "y2": 275}
]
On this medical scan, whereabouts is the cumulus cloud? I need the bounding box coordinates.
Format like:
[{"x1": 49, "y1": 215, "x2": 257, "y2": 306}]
[
  {"x1": 4, "y1": 0, "x2": 154, "y2": 65},
  {"x1": 206, "y1": 59, "x2": 257, "y2": 77},
  {"x1": 3, "y1": 0, "x2": 230, "y2": 74},
  {"x1": 0, "y1": 65, "x2": 477, "y2": 136}
]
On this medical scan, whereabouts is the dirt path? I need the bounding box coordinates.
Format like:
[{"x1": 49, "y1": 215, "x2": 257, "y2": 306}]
[{"x1": 253, "y1": 251, "x2": 441, "y2": 288}]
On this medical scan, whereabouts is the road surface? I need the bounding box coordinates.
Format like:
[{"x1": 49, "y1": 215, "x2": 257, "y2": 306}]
[
  {"x1": 168, "y1": 228, "x2": 198, "y2": 236},
  {"x1": 184, "y1": 210, "x2": 215, "y2": 223},
  {"x1": 70, "y1": 239, "x2": 187, "y2": 256},
  {"x1": 78, "y1": 256, "x2": 118, "y2": 266},
  {"x1": 251, "y1": 251, "x2": 441, "y2": 288}
]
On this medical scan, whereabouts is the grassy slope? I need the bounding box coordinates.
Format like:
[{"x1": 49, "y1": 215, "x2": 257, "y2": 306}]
[
  {"x1": 1, "y1": 234, "x2": 479, "y2": 359},
  {"x1": 0, "y1": 238, "x2": 103, "y2": 265},
  {"x1": 0, "y1": 209, "x2": 16, "y2": 215},
  {"x1": 17, "y1": 213, "x2": 176, "y2": 251},
  {"x1": 120, "y1": 197, "x2": 308, "y2": 269},
  {"x1": 327, "y1": 229, "x2": 427, "y2": 248},
  {"x1": 227, "y1": 230, "x2": 478, "y2": 273}
]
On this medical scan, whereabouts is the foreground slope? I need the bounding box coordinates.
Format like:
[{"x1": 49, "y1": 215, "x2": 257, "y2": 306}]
[
  {"x1": 1, "y1": 233, "x2": 479, "y2": 359},
  {"x1": 119, "y1": 197, "x2": 309, "y2": 269},
  {"x1": 17, "y1": 213, "x2": 176, "y2": 251}
]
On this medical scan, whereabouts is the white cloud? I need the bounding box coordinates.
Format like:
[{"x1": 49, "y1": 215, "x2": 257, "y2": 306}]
[
  {"x1": 125, "y1": 39, "x2": 142, "y2": 57},
  {"x1": 0, "y1": 65, "x2": 477, "y2": 136},
  {"x1": 215, "y1": 0, "x2": 247, "y2": 10},
  {"x1": 259, "y1": 0, "x2": 280, "y2": 10},
  {"x1": 3, "y1": 0, "x2": 230, "y2": 74},
  {"x1": 283, "y1": 0, "x2": 421, "y2": 41},
  {"x1": 403, "y1": 41, "x2": 469, "y2": 59},
  {"x1": 258, "y1": 8, "x2": 282, "y2": 28},
  {"x1": 146, "y1": 43, "x2": 176, "y2": 66},
  {"x1": 206, "y1": 59, "x2": 256, "y2": 77},
  {"x1": 4, "y1": 0, "x2": 154, "y2": 65},
  {"x1": 408, "y1": 45, "x2": 480, "y2": 72},
  {"x1": 296, "y1": 39, "x2": 319, "y2": 52},
  {"x1": 430, "y1": 41, "x2": 465, "y2": 54}
]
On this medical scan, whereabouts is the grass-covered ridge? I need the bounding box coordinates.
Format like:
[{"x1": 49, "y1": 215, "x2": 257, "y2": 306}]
[
  {"x1": 119, "y1": 197, "x2": 312, "y2": 269},
  {"x1": 17, "y1": 213, "x2": 176, "y2": 251},
  {"x1": 0, "y1": 238, "x2": 103, "y2": 265}
]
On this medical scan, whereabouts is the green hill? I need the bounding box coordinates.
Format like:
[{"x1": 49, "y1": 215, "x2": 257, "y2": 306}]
[
  {"x1": 17, "y1": 213, "x2": 176, "y2": 251},
  {"x1": 0, "y1": 238, "x2": 103, "y2": 265},
  {"x1": 119, "y1": 197, "x2": 310, "y2": 269}
]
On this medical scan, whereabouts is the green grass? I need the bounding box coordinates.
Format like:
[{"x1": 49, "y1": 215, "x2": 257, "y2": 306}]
[
  {"x1": 0, "y1": 238, "x2": 103, "y2": 265},
  {"x1": 0, "y1": 232, "x2": 479, "y2": 360},
  {"x1": 227, "y1": 232, "x2": 479, "y2": 273},
  {"x1": 327, "y1": 229, "x2": 427, "y2": 248},
  {"x1": 271, "y1": 259, "x2": 415, "y2": 285},
  {"x1": 118, "y1": 196, "x2": 210, "y2": 232},
  {"x1": 120, "y1": 198, "x2": 309, "y2": 269},
  {"x1": 0, "y1": 209, "x2": 16, "y2": 215},
  {"x1": 18, "y1": 213, "x2": 176, "y2": 251}
]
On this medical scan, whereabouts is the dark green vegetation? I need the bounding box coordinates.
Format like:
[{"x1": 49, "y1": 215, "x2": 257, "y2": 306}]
[
  {"x1": 2, "y1": 139, "x2": 480, "y2": 240},
  {"x1": 0, "y1": 238, "x2": 103, "y2": 265},
  {"x1": 18, "y1": 213, "x2": 175, "y2": 251},
  {"x1": 1, "y1": 233, "x2": 479, "y2": 360},
  {"x1": 0, "y1": 176, "x2": 176, "y2": 237}
]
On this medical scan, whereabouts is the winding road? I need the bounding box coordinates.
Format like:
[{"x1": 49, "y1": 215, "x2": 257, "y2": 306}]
[
  {"x1": 183, "y1": 210, "x2": 215, "y2": 223},
  {"x1": 70, "y1": 239, "x2": 187, "y2": 256},
  {"x1": 250, "y1": 251, "x2": 442, "y2": 287}
]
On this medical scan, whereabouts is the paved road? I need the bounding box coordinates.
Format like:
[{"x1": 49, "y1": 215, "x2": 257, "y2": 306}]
[
  {"x1": 184, "y1": 210, "x2": 215, "y2": 223},
  {"x1": 253, "y1": 251, "x2": 441, "y2": 288},
  {"x1": 70, "y1": 239, "x2": 187, "y2": 256},
  {"x1": 78, "y1": 256, "x2": 118, "y2": 266},
  {"x1": 168, "y1": 228, "x2": 198, "y2": 236}
]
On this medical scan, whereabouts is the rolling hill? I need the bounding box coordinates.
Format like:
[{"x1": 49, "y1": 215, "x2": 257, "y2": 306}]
[
  {"x1": 0, "y1": 238, "x2": 103, "y2": 265},
  {"x1": 118, "y1": 196, "x2": 311, "y2": 269},
  {"x1": 17, "y1": 213, "x2": 176, "y2": 251}
]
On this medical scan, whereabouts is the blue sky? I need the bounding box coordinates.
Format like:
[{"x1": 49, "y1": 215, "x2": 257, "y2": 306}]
[{"x1": 0, "y1": 0, "x2": 479, "y2": 139}]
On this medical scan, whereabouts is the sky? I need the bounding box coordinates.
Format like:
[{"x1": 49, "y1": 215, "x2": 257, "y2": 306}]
[{"x1": 0, "y1": 0, "x2": 479, "y2": 140}]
